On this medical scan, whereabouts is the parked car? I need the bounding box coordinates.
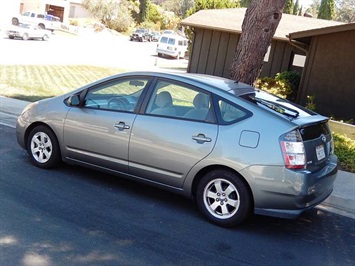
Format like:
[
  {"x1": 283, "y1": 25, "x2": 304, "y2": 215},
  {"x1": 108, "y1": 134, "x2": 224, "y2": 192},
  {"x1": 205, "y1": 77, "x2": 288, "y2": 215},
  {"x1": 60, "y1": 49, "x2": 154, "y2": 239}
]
[
  {"x1": 130, "y1": 28, "x2": 151, "y2": 42},
  {"x1": 156, "y1": 34, "x2": 188, "y2": 59},
  {"x1": 12, "y1": 11, "x2": 61, "y2": 32},
  {"x1": 6, "y1": 23, "x2": 51, "y2": 41},
  {"x1": 150, "y1": 31, "x2": 161, "y2": 42},
  {"x1": 16, "y1": 71, "x2": 338, "y2": 227}
]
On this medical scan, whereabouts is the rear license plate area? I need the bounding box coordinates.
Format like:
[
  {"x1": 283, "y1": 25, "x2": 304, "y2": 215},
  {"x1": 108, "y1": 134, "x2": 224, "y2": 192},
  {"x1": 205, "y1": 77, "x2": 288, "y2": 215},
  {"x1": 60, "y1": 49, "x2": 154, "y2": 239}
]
[{"x1": 316, "y1": 144, "x2": 326, "y2": 161}]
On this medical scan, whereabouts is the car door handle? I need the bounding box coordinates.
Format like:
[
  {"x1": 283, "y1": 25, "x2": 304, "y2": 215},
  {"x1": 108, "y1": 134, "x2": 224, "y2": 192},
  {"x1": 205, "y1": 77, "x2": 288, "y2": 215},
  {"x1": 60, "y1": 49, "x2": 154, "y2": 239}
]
[
  {"x1": 114, "y1": 122, "x2": 130, "y2": 130},
  {"x1": 192, "y1": 134, "x2": 212, "y2": 144}
]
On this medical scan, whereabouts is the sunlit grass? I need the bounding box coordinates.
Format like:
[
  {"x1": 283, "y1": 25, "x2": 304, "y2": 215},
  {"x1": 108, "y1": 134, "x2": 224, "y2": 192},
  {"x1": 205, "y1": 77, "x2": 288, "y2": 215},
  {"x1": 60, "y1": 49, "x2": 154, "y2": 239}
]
[{"x1": 0, "y1": 65, "x2": 124, "y2": 102}]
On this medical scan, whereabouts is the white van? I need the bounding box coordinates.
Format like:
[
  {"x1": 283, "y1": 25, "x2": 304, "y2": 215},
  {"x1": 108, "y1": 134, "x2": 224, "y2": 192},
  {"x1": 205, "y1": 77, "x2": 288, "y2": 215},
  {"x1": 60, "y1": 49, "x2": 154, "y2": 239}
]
[{"x1": 156, "y1": 34, "x2": 188, "y2": 59}]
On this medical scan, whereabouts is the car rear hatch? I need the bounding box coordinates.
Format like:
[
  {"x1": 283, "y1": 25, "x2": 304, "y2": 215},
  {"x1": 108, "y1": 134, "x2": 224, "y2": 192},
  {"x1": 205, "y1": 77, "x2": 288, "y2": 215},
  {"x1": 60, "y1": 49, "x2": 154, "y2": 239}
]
[
  {"x1": 240, "y1": 90, "x2": 335, "y2": 172},
  {"x1": 293, "y1": 117, "x2": 334, "y2": 171}
]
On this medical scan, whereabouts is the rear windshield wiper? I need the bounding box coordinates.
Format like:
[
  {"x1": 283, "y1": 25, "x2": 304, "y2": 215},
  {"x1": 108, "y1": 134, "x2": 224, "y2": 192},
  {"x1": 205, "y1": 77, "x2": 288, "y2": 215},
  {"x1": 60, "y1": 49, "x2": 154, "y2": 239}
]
[{"x1": 250, "y1": 96, "x2": 299, "y2": 118}]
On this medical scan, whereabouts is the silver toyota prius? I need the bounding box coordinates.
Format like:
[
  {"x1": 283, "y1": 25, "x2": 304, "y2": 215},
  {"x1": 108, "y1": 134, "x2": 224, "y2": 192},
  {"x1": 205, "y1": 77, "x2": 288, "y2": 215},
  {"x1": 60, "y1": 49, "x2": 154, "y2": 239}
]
[{"x1": 16, "y1": 71, "x2": 338, "y2": 227}]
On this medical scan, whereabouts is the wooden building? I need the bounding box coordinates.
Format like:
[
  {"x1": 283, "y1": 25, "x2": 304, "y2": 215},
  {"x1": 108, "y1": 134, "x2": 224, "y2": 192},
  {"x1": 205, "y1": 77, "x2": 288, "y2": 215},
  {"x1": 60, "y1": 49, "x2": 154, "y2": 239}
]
[{"x1": 181, "y1": 8, "x2": 354, "y2": 121}]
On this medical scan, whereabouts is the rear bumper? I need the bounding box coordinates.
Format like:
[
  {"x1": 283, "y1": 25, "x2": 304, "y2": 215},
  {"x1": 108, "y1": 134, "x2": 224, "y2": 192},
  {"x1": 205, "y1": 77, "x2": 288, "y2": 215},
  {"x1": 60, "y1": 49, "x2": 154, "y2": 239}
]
[
  {"x1": 156, "y1": 48, "x2": 178, "y2": 57},
  {"x1": 241, "y1": 155, "x2": 338, "y2": 218}
]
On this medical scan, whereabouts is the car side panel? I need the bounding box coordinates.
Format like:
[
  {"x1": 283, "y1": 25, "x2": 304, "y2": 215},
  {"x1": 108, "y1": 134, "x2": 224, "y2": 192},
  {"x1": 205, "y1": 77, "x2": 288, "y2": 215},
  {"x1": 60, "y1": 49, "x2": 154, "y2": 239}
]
[
  {"x1": 129, "y1": 115, "x2": 218, "y2": 188},
  {"x1": 63, "y1": 108, "x2": 136, "y2": 173}
]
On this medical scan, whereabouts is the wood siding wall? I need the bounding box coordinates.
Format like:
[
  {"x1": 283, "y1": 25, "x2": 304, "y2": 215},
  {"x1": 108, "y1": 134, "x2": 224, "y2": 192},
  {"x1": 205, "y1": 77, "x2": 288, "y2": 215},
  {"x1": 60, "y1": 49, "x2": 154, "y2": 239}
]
[
  {"x1": 297, "y1": 30, "x2": 355, "y2": 121},
  {"x1": 187, "y1": 27, "x2": 304, "y2": 79}
]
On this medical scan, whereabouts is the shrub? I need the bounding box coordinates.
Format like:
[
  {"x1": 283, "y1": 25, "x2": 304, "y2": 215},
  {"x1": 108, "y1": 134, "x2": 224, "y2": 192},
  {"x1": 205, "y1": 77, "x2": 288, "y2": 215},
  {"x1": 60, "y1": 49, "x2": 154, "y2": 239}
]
[
  {"x1": 140, "y1": 21, "x2": 161, "y2": 31},
  {"x1": 255, "y1": 77, "x2": 292, "y2": 98},
  {"x1": 255, "y1": 71, "x2": 301, "y2": 101},
  {"x1": 333, "y1": 133, "x2": 355, "y2": 172},
  {"x1": 69, "y1": 19, "x2": 79, "y2": 26},
  {"x1": 275, "y1": 71, "x2": 300, "y2": 101},
  {"x1": 109, "y1": 14, "x2": 134, "y2": 33},
  {"x1": 305, "y1": 95, "x2": 317, "y2": 111}
]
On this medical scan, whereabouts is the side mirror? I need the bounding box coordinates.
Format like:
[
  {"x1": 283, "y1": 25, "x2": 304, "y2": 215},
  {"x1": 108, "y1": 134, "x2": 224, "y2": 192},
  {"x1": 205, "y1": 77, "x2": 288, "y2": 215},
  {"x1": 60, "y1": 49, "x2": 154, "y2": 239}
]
[{"x1": 67, "y1": 95, "x2": 80, "y2": 106}]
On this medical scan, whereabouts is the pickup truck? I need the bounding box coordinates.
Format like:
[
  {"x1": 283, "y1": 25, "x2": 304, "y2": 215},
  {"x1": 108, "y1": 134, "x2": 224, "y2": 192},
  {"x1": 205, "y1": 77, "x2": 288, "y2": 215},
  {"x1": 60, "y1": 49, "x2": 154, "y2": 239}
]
[
  {"x1": 12, "y1": 11, "x2": 61, "y2": 32},
  {"x1": 130, "y1": 28, "x2": 152, "y2": 42}
]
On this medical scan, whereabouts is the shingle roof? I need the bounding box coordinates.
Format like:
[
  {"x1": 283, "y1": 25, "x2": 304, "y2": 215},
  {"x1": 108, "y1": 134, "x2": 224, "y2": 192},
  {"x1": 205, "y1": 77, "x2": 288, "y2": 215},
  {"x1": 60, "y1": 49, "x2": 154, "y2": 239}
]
[{"x1": 181, "y1": 8, "x2": 344, "y2": 41}]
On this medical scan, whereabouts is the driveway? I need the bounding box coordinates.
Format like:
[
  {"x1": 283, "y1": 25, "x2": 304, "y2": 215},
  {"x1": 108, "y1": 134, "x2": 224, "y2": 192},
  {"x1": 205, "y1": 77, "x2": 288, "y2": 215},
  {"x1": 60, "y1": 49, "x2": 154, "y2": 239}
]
[{"x1": 0, "y1": 29, "x2": 188, "y2": 71}]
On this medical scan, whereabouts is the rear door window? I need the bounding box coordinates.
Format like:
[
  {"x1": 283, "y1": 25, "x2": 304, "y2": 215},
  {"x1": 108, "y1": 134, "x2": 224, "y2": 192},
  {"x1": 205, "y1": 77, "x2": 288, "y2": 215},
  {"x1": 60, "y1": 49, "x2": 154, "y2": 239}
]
[
  {"x1": 215, "y1": 97, "x2": 252, "y2": 124},
  {"x1": 146, "y1": 79, "x2": 215, "y2": 123}
]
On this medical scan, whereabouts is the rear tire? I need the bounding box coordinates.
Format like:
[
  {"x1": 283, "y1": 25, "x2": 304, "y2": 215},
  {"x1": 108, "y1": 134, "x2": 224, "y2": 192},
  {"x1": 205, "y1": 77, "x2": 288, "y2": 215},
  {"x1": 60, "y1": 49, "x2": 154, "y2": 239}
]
[
  {"x1": 27, "y1": 125, "x2": 61, "y2": 169},
  {"x1": 42, "y1": 34, "x2": 49, "y2": 41},
  {"x1": 196, "y1": 169, "x2": 252, "y2": 227}
]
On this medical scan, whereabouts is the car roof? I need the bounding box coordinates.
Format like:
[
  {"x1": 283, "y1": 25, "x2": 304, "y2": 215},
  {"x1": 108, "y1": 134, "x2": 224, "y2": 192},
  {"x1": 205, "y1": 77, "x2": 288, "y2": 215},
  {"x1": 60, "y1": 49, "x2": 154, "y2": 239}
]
[{"x1": 115, "y1": 71, "x2": 255, "y2": 96}]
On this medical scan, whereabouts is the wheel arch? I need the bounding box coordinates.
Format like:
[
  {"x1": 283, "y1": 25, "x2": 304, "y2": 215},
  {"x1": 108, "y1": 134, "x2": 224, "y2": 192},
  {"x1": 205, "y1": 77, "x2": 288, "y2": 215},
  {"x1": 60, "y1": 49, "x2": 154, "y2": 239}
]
[
  {"x1": 190, "y1": 165, "x2": 254, "y2": 209},
  {"x1": 24, "y1": 122, "x2": 62, "y2": 156}
]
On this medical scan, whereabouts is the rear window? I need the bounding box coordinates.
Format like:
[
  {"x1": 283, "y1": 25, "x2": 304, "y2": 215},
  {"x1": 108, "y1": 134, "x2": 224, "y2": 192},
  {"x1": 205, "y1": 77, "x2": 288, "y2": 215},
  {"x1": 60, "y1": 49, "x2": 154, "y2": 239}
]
[
  {"x1": 241, "y1": 90, "x2": 314, "y2": 118},
  {"x1": 168, "y1": 38, "x2": 175, "y2": 45},
  {"x1": 160, "y1": 37, "x2": 168, "y2": 43},
  {"x1": 300, "y1": 123, "x2": 331, "y2": 141}
]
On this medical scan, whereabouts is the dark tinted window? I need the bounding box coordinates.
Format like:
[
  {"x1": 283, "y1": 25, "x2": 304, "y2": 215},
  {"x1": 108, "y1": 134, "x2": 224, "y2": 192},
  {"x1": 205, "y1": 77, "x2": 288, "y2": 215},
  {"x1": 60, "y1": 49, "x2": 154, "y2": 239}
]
[{"x1": 300, "y1": 123, "x2": 331, "y2": 140}]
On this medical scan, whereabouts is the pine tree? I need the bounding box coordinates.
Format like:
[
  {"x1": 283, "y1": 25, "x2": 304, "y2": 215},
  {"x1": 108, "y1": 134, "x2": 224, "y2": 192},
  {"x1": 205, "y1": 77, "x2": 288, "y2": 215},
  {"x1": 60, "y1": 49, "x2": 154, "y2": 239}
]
[
  {"x1": 283, "y1": 0, "x2": 294, "y2": 14},
  {"x1": 293, "y1": 0, "x2": 299, "y2": 15},
  {"x1": 298, "y1": 5, "x2": 303, "y2": 16},
  {"x1": 318, "y1": 0, "x2": 335, "y2": 20},
  {"x1": 139, "y1": 0, "x2": 149, "y2": 23},
  {"x1": 240, "y1": 0, "x2": 253, "y2": 7}
]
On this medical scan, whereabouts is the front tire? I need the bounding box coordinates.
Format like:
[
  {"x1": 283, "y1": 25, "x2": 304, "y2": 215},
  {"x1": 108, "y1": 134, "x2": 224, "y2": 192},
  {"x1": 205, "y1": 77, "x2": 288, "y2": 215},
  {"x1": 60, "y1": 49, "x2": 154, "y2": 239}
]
[
  {"x1": 12, "y1": 18, "x2": 19, "y2": 26},
  {"x1": 27, "y1": 125, "x2": 61, "y2": 169},
  {"x1": 196, "y1": 169, "x2": 252, "y2": 227}
]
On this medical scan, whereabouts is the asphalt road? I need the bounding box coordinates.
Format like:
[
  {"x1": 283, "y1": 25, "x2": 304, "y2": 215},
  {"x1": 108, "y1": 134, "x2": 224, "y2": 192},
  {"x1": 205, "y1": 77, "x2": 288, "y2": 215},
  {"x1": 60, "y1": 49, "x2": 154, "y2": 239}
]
[{"x1": 1, "y1": 124, "x2": 355, "y2": 266}]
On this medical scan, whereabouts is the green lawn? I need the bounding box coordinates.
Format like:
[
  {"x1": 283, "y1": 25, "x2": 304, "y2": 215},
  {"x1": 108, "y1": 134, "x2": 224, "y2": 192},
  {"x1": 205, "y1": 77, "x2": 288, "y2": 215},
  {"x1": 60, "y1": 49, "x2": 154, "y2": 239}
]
[{"x1": 0, "y1": 65, "x2": 124, "y2": 102}]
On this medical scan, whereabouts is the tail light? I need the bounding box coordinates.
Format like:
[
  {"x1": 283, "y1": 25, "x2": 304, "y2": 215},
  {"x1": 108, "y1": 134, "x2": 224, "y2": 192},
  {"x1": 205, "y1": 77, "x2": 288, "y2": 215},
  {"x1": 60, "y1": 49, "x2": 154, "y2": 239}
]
[{"x1": 280, "y1": 130, "x2": 306, "y2": 169}]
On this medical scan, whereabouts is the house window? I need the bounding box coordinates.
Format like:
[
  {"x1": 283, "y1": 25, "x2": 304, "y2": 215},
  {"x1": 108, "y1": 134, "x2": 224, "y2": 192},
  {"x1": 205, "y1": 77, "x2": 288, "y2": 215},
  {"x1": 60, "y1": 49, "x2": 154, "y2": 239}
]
[{"x1": 292, "y1": 54, "x2": 306, "y2": 67}]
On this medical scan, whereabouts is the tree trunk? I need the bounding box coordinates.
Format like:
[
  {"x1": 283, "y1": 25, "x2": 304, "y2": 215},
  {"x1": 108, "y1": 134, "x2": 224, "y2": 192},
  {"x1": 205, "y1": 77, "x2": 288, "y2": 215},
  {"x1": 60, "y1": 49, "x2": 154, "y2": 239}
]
[{"x1": 229, "y1": 0, "x2": 286, "y2": 85}]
